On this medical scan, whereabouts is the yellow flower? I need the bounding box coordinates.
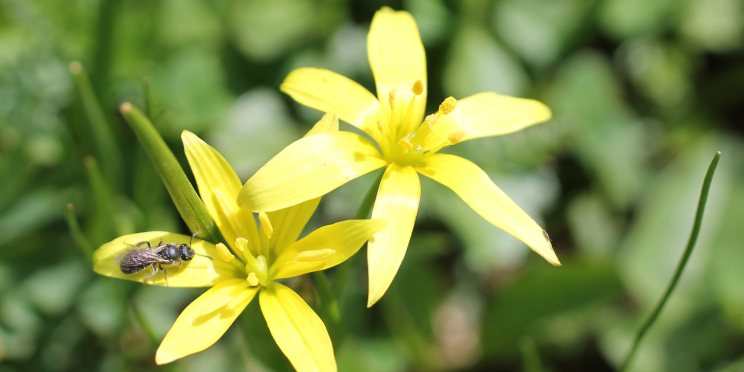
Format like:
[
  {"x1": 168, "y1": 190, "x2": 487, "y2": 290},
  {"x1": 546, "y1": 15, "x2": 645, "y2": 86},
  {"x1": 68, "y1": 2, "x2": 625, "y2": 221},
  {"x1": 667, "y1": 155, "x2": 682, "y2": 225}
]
[
  {"x1": 92, "y1": 114, "x2": 386, "y2": 371},
  {"x1": 237, "y1": 7, "x2": 561, "y2": 307}
]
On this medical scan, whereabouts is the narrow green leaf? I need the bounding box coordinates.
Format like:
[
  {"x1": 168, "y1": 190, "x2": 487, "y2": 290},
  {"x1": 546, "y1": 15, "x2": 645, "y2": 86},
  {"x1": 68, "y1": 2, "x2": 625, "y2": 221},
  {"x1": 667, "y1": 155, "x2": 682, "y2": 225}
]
[
  {"x1": 69, "y1": 61, "x2": 122, "y2": 188},
  {"x1": 84, "y1": 156, "x2": 117, "y2": 244},
  {"x1": 65, "y1": 204, "x2": 95, "y2": 263},
  {"x1": 519, "y1": 337, "x2": 543, "y2": 372},
  {"x1": 119, "y1": 102, "x2": 221, "y2": 243},
  {"x1": 619, "y1": 151, "x2": 722, "y2": 372},
  {"x1": 313, "y1": 271, "x2": 344, "y2": 345}
]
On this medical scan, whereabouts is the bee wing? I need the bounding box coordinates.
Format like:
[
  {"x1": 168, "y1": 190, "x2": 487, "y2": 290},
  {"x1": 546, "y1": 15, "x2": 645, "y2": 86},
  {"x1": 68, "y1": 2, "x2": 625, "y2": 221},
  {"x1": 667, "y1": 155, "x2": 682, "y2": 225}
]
[{"x1": 115, "y1": 249, "x2": 169, "y2": 267}]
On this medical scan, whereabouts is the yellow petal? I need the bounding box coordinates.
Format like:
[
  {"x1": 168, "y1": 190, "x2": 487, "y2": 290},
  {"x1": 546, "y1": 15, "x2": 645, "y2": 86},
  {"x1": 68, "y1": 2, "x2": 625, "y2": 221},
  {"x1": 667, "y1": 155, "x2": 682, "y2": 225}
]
[
  {"x1": 304, "y1": 112, "x2": 339, "y2": 137},
  {"x1": 281, "y1": 68, "x2": 383, "y2": 143},
  {"x1": 367, "y1": 164, "x2": 420, "y2": 307},
  {"x1": 93, "y1": 232, "x2": 243, "y2": 287},
  {"x1": 155, "y1": 279, "x2": 257, "y2": 364},
  {"x1": 272, "y1": 218, "x2": 388, "y2": 279},
  {"x1": 267, "y1": 197, "x2": 321, "y2": 255},
  {"x1": 238, "y1": 131, "x2": 387, "y2": 213},
  {"x1": 368, "y1": 8, "x2": 427, "y2": 133},
  {"x1": 416, "y1": 154, "x2": 560, "y2": 266},
  {"x1": 259, "y1": 283, "x2": 337, "y2": 372},
  {"x1": 422, "y1": 92, "x2": 552, "y2": 151},
  {"x1": 182, "y1": 131, "x2": 260, "y2": 259}
]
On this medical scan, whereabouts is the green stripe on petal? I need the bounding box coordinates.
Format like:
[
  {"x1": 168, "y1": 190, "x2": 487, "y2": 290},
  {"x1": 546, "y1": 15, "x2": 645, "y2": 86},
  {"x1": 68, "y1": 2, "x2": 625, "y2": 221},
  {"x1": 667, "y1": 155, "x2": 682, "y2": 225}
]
[{"x1": 260, "y1": 283, "x2": 337, "y2": 372}]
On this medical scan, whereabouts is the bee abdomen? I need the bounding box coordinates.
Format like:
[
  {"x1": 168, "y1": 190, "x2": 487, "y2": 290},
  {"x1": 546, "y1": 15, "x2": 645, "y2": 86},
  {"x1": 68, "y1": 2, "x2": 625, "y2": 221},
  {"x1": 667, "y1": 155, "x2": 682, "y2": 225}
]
[{"x1": 121, "y1": 265, "x2": 146, "y2": 274}]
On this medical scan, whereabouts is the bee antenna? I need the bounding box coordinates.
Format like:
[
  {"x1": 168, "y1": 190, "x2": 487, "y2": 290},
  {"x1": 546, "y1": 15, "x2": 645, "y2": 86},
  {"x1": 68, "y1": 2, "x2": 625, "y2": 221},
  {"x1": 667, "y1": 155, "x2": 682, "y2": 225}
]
[
  {"x1": 196, "y1": 253, "x2": 213, "y2": 260},
  {"x1": 189, "y1": 231, "x2": 199, "y2": 247}
]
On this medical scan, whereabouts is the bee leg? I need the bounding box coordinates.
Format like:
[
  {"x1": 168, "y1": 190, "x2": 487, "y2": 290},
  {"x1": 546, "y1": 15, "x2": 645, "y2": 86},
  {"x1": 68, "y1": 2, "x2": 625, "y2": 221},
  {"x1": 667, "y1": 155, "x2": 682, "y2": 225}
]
[
  {"x1": 161, "y1": 265, "x2": 169, "y2": 287},
  {"x1": 143, "y1": 265, "x2": 159, "y2": 286}
]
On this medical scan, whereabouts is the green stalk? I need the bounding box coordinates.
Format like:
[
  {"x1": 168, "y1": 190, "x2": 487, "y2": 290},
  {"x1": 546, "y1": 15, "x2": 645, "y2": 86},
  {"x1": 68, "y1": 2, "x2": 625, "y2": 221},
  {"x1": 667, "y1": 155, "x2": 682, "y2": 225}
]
[
  {"x1": 69, "y1": 62, "x2": 122, "y2": 188},
  {"x1": 65, "y1": 204, "x2": 95, "y2": 262},
  {"x1": 119, "y1": 102, "x2": 221, "y2": 243},
  {"x1": 332, "y1": 171, "x2": 383, "y2": 296},
  {"x1": 619, "y1": 151, "x2": 722, "y2": 372},
  {"x1": 313, "y1": 271, "x2": 344, "y2": 345},
  {"x1": 519, "y1": 337, "x2": 543, "y2": 372}
]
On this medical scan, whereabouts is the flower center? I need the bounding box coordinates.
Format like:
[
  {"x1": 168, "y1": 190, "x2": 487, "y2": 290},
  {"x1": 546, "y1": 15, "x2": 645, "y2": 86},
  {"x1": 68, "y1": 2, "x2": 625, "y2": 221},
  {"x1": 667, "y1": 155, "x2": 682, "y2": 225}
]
[{"x1": 377, "y1": 81, "x2": 465, "y2": 166}]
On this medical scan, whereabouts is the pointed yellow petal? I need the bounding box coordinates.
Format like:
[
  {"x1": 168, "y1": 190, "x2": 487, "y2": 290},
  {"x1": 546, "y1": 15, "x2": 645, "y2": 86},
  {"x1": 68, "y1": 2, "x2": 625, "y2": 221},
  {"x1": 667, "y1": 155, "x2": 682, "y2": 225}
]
[
  {"x1": 422, "y1": 92, "x2": 552, "y2": 150},
  {"x1": 281, "y1": 68, "x2": 382, "y2": 143},
  {"x1": 155, "y1": 279, "x2": 257, "y2": 364},
  {"x1": 304, "y1": 112, "x2": 339, "y2": 137},
  {"x1": 259, "y1": 283, "x2": 336, "y2": 372},
  {"x1": 272, "y1": 218, "x2": 387, "y2": 279},
  {"x1": 267, "y1": 197, "x2": 321, "y2": 255},
  {"x1": 416, "y1": 154, "x2": 560, "y2": 266},
  {"x1": 367, "y1": 164, "x2": 420, "y2": 307},
  {"x1": 93, "y1": 232, "x2": 243, "y2": 287},
  {"x1": 182, "y1": 131, "x2": 260, "y2": 259},
  {"x1": 368, "y1": 8, "x2": 427, "y2": 131},
  {"x1": 238, "y1": 131, "x2": 386, "y2": 213}
]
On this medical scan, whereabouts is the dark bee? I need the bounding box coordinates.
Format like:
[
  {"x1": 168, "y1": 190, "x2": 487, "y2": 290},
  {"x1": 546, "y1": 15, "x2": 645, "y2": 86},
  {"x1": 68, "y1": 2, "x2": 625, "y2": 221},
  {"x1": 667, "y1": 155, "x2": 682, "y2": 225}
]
[{"x1": 116, "y1": 231, "x2": 211, "y2": 286}]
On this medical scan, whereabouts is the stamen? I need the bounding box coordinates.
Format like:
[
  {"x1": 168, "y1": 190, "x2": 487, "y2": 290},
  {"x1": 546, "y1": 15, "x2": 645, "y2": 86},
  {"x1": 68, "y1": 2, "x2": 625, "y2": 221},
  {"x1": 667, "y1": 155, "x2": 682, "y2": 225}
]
[
  {"x1": 246, "y1": 272, "x2": 259, "y2": 287},
  {"x1": 398, "y1": 138, "x2": 413, "y2": 150},
  {"x1": 448, "y1": 131, "x2": 466, "y2": 145},
  {"x1": 258, "y1": 212, "x2": 273, "y2": 239},
  {"x1": 439, "y1": 97, "x2": 458, "y2": 115},
  {"x1": 294, "y1": 248, "x2": 336, "y2": 262},
  {"x1": 412, "y1": 80, "x2": 424, "y2": 96},
  {"x1": 236, "y1": 238, "x2": 260, "y2": 270},
  {"x1": 388, "y1": 89, "x2": 397, "y2": 110},
  {"x1": 377, "y1": 120, "x2": 386, "y2": 136},
  {"x1": 215, "y1": 243, "x2": 235, "y2": 262},
  {"x1": 410, "y1": 115, "x2": 437, "y2": 147}
]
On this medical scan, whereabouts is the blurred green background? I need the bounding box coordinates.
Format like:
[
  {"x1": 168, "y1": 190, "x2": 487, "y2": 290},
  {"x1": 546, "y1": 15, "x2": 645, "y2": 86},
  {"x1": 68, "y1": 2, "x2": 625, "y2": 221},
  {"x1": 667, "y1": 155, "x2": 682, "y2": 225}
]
[{"x1": 1, "y1": 0, "x2": 743, "y2": 371}]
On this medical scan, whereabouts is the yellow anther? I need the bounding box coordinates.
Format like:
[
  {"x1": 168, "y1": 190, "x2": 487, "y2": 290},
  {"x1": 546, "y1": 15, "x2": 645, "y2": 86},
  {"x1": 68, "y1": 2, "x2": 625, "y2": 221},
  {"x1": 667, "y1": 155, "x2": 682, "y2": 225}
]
[
  {"x1": 388, "y1": 89, "x2": 397, "y2": 109},
  {"x1": 294, "y1": 248, "x2": 336, "y2": 262},
  {"x1": 247, "y1": 272, "x2": 259, "y2": 287},
  {"x1": 377, "y1": 120, "x2": 386, "y2": 135},
  {"x1": 398, "y1": 138, "x2": 413, "y2": 150},
  {"x1": 215, "y1": 243, "x2": 235, "y2": 262},
  {"x1": 439, "y1": 97, "x2": 458, "y2": 115},
  {"x1": 412, "y1": 80, "x2": 424, "y2": 95},
  {"x1": 447, "y1": 131, "x2": 466, "y2": 145},
  {"x1": 258, "y1": 212, "x2": 273, "y2": 239}
]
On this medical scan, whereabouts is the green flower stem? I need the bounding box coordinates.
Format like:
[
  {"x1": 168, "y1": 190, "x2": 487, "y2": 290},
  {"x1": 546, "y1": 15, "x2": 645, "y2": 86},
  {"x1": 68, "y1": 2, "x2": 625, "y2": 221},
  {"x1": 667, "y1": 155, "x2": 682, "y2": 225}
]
[
  {"x1": 313, "y1": 271, "x2": 344, "y2": 345},
  {"x1": 65, "y1": 204, "x2": 95, "y2": 262},
  {"x1": 332, "y1": 171, "x2": 384, "y2": 297},
  {"x1": 143, "y1": 77, "x2": 156, "y2": 121},
  {"x1": 132, "y1": 302, "x2": 160, "y2": 345},
  {"x1": 619, "y1": 151, "x2": 721, "y2": 372},
  {"x1": 519, "y1": 337, "x2": 543, "y2": 372},
  {"x1": 119, "y1": 102, "x2": 221, "y2": 243},
  {"x1": 69, "y1": 61, "x2": 122, "y2": 188}
]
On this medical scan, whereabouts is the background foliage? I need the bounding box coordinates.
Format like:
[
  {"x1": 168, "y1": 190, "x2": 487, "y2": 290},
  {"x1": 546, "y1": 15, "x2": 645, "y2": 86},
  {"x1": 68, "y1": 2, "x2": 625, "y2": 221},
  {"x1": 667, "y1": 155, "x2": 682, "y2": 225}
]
[{"x1": 1, "y1": 0, "x2": 743, "y2": 371}]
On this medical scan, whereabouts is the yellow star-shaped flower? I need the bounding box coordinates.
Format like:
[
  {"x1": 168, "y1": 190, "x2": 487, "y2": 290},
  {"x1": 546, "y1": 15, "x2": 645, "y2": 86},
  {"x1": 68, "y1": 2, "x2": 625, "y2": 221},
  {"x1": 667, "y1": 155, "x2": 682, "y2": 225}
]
[
  {"x1": 92, "y1": 115, "x2": 385, "y2": 371},
  {"x1": 237, "y1": 7, "x2": 560, "y2": 307}
]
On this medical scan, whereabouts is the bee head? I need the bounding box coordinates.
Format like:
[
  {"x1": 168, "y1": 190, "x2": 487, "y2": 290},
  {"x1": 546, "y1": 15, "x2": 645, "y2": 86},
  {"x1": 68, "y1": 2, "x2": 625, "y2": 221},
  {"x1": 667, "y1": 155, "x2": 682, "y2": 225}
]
[{"x1": 179, "y1": 244, "x2": 195, "y2": 261}]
